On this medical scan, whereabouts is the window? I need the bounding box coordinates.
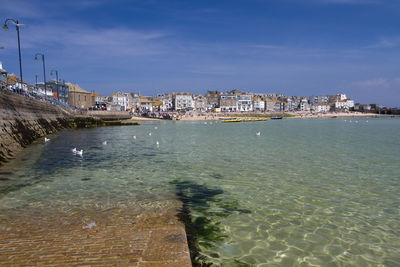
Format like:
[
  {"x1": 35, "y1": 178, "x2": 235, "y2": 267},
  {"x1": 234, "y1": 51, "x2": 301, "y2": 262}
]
[
  {"x1": 78, "y1": 95, "x2": 80, "y2": 101},
  {"x1": 84, "y1": 96, "x2": 86, "y2": 101}
]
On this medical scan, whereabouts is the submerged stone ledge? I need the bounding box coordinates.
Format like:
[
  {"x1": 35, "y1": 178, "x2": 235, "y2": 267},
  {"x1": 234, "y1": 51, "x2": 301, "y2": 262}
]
[
  {"x1": 69, "y1": 116, "x2": 139, "y2": 128},
  {"x1": 0, "y1": 90, "x2": 191, "y2": 265},
  {"x1": 0, "y1": 203, "x2": 191, "y2": 266}
]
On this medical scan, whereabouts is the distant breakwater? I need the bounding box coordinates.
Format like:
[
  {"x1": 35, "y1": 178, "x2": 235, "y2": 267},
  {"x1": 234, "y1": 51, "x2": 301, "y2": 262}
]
[{"x1": 0, "y1": 90, "x2": 138, "y2": 165}]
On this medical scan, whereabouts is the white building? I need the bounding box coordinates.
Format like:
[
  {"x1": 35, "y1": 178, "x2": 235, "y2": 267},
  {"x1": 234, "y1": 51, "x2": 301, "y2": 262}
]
[
  {"x1": 140, "y1": 96, "x2": 154, "y2": 112},
  {"x1": 0, "y1": 62, "x2": 7, "y2": 88},
  {"x1": 108, "y1": 91, "x2": 131, "y2": 111},
  {"x1": 299, "y1": 98, "x2": 310, "y2": 111},
  {"x1": 219, "y1": 94, "x2": 238, "y2": 112},
  {"x1": 252, "y1": 96, "x2": 265, "y2": 112},
  {"x1": 309, "y1": 95, "x2": 328, "y2": 105},
  {"x1": 333, "y1": 99, "x2": 354, "y2": 111},
  {"x1": 314, "y1": 103, "x2": 330, "y2": 113},
  {"x1": 238, "y1": 94, "x2": 253, "y2": 112},
  {"x1": 173, "y1": 93, "x2": 194, "y2": 111},
  {"x1": 157, "y1": 94, "x2": 173, "y2": 112},
  {"x1": 194, "y1": 94, "x2": 207, "y2": 112},
  {"x1": 130, "y1": 92, "x2": 141, "y2": 112}
]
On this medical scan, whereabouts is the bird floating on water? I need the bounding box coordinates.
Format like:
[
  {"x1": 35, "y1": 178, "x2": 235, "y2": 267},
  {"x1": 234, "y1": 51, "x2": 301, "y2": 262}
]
[
  {"x1": 72, "y1": 148, "x2": 77, "y2": 153},
  {"x1": 256, "y1": 132, "x2": 261, "y2": 136},
  {"x1": 156, "y1": 141, "x2": 159, "y2": 147},
  {"x1": 148, "y1": 132, "x2": 152, "y2": 136},
  {"x1": 154, "y1": 126, "x2": 158, "y2": 130},
  {"x1": 102, "y1": 141, "x2": 107, "y2": 145},
  {"x1": 133, "y1": 135, "x2": 136, "y2": 139},
  {"x1": 76, "y1": 149, "x2": 83, "y2": 156},
  {"x1": 45, "y1": 137, "x2": 50, "y2": 142}
]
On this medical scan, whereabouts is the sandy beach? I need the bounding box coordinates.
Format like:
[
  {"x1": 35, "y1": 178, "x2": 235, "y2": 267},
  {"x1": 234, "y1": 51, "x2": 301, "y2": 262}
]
[
  {"x1": 290, "y1": 112, "x2": 388, "y2": 119},
  {"x1": 123, "y1": 112, "x2": 391, "y2": 122},
  {"x1": 179, "y1": 112, "x2": 387, "y2": 121}
]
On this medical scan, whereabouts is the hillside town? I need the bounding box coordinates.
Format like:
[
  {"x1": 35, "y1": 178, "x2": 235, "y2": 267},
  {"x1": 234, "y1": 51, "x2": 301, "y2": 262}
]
[{"x1": 0, "y1": 61, "x2": 384, "y2": 115}]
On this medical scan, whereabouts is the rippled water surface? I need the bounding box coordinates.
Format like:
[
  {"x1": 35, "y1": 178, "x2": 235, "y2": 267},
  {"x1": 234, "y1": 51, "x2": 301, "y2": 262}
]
[{"x1": 1, "y1": 118, "x2": 400, "y2": 266}]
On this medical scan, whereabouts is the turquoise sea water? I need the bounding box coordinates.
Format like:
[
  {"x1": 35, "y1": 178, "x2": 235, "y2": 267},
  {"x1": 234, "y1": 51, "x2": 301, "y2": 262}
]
[{"x1": 1, "y1": 118, "x2": 399, "y2": 266}]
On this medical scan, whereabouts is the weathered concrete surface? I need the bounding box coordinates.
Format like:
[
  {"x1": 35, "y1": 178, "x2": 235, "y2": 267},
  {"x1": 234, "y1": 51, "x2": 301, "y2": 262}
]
[
  {"x1": 0, "y1": 90, "x2": 69, "y2": 164},
  {"x1": 0, "y1": 203, "x2": 192, "y2": 266}
]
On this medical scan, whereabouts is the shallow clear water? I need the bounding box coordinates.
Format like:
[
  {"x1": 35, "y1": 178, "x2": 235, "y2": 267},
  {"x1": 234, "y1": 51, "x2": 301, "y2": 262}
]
[{"x1": 1, "y1": 118, "x2": 400, "y2": 266}]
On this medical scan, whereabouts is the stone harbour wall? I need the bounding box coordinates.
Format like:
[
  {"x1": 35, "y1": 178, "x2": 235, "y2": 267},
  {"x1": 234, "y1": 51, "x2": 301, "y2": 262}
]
[{"x1": 0, "y1": 90, "x2": 70, "y2": 164}]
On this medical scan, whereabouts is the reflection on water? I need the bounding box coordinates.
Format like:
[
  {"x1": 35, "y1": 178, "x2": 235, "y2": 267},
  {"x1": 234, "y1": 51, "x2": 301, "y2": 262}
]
[{"x1": 1, "y1": 118, "x2": 400, "y2": 266}]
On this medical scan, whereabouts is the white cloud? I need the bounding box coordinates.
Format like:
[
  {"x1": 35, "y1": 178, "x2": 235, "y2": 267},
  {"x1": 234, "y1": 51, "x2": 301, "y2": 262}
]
[
  {"x1": 9, "y1": 23, "x2": 170, "y2": 58},
  {"x1": 248, "y1": 44, "x2": 283, "y2": 50},
  {"x1": 351, "y1": 78, "x2": 391, "y2": 88},
  {"x1": 338, "y1": 77, "x2": 400, "y2": 106},
  {"x1": 0, "y1": 0, "x2": 44, "y2": 19},
  {"x1": 367, "y1": 38, "x2": 400, "y2": 49}
]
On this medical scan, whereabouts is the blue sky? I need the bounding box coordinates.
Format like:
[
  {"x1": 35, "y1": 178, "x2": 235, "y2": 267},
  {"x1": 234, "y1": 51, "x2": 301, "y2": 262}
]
[{"x1": 0, "y1": 0, "x2": 399, "y2": 106}]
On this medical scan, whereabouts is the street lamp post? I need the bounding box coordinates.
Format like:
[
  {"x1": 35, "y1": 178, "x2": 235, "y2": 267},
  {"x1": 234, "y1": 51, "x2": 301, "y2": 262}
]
[
  {"x1": 3, "y1": 19, "x2": 24, "y2": 91},
  {"x1": 50, "y1": 70, "x2": 59, "y2": 101},
  {"x1": 34, "y1": 53, "x2": 47, "y2": 100}
]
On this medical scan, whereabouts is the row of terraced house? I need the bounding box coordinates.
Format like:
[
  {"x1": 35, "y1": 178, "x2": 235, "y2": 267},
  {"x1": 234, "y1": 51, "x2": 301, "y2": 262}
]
[
  {"x1": 1, "y1": 62, "x2": 367, "y2": 113},
  {"x1": 90, "y1": 90, "x2": 357, "y2": 113}
]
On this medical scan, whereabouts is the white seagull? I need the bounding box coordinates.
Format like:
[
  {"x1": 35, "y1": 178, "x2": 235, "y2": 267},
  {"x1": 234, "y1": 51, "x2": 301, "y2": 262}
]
[
  {"x1": 156, "y1": 141, "x2": 160, "y2": 147},
  {"x1": 256, "y1": 132, "x2": 261, "y2": 136},
  {"x1": 72, "y1": 148, "x2": 77, "y2": 153},
  {"x1": 45, "y1": 137, "x2": 50, "y2": 142},
  {"x1": 102, "y1": 141, "x2": 107, "y2": 145},
  {"x1": 76, "y1": 149, "x2": 83, "y2": 156},
  {"x1": 148, "y1": 132, "x2": 152, "y2": 136},
  {"x1": 154, "y1": 126, "x2": 158, "y2": 130},
  {"x1": 133, "y1": 135, "x2": 136, "y2": 139}
]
